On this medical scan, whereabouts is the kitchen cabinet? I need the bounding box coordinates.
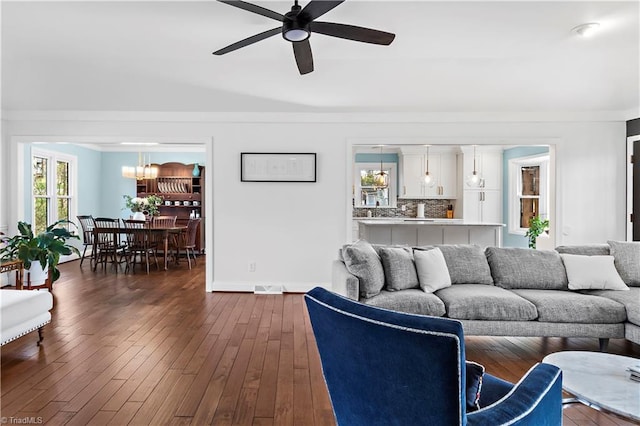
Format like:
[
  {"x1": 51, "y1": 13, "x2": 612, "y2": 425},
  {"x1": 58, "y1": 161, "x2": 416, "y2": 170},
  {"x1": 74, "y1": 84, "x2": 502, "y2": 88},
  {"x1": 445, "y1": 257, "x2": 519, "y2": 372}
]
[
  {"x1": 463, "y1": 189, "x2": 502, "y2": 223},
  {"x1": 461, "y1": 147, "x2": 503, "y2": 224},
  {"x1": 399, "y1": 148, "x2": 458, "y2": 199},
  {"x1": 461, "y1": 146, "x2": 502, "y2": 190}
]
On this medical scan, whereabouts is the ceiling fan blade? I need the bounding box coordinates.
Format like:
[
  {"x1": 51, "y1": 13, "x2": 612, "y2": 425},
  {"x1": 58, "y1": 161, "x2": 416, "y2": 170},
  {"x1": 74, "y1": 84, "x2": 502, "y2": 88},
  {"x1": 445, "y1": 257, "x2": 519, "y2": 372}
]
[
  {"x1": 213, "y1": 27, "x2": 281, "y2": 55},
  {"x1": 312, "y1": 21, "x2": 395, "y2": 45},
  {"x1": 293, "y1": 40, "x2": 314, "y2": 75},
  {"x1": 300, "y1": 1, "x2": 344, "y2": 22},
  {"x1": 217, "y1": 0, "x2": 285, "y2": 22}
]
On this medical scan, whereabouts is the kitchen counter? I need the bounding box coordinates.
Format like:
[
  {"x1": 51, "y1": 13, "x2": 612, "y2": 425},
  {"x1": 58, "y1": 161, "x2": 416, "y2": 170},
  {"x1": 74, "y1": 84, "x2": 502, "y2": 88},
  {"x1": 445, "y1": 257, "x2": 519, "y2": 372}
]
[
  {"x1": 357, "y1": 219, "x2": 504, "y2": 247},
  {"x1": 356, "y1": 218, "x2": 505, "y2": 226}
]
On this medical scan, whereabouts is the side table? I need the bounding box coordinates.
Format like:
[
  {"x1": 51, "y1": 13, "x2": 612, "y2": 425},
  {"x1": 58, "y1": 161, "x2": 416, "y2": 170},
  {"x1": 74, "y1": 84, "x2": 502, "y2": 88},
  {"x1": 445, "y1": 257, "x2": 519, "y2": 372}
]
[{"x1": 0, "y1": 260, "x2": 24, "y2": 289}]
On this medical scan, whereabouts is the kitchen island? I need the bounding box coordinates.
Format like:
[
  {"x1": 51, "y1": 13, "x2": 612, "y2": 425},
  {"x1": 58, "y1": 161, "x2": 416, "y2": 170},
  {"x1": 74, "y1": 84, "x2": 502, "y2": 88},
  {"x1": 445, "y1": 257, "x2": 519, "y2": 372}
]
[{"x1": 357, "y1": 218, "x2": 504, "y2": 247}]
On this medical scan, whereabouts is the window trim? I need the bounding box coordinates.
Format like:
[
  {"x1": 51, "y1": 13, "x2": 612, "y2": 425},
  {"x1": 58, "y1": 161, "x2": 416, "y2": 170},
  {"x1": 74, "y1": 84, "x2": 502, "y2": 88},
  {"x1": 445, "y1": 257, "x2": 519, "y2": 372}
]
[
  {"x1": 354, "y1": 162, "x2": 397, "y2": 208},
  {"x1": 508, "y1": 154, "x2": 549, "y2": 235},
  {"x1": 31, "y1": 148, "x2": 78, "y2": 232}
]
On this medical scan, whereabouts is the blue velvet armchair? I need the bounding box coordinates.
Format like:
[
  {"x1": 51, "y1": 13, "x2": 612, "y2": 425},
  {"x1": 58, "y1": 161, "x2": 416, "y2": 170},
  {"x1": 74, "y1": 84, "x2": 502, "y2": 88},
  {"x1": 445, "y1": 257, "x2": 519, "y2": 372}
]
[{"x1": 305, "y1": 287, "x2": 562, "y2": 426}]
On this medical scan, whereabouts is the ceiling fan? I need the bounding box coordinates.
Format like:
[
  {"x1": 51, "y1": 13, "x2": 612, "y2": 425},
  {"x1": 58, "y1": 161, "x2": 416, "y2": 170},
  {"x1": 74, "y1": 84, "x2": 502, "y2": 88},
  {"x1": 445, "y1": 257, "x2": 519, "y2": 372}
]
[{"x1": 213, "y1": 0, "x2": 396, "y2": 75}]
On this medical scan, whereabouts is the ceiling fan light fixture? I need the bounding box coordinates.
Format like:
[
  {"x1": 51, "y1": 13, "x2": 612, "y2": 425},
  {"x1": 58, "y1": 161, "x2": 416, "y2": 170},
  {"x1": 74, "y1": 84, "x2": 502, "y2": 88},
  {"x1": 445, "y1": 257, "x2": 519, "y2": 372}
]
[
  {"x1": 282, "y1": 13, "x2": 310, "y2": 42},
  {"x1": 283, "y1": 28, "x2": 310, "y2": 42}
]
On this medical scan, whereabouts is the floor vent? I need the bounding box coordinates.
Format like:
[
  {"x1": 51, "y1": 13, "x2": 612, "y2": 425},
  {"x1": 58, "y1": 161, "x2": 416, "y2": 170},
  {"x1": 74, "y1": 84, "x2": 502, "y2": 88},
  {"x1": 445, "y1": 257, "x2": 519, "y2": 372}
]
[{"x1": 253, "y1": 285, "x2": 283, "y2": 295}]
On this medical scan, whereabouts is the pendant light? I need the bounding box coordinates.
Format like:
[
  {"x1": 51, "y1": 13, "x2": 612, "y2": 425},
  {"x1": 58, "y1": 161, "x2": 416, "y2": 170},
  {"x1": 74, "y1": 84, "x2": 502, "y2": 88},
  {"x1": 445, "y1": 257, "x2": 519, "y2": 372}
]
[
  {"x1": 373, "y1": 145, "x2": 388, "y2": 188},
  {"x1": 423, "y1": 145, "x2": 435, "y2": 188},
  {"x1": 465, "y1": 145, "x2": 482, "y2": 188},
  {"x1": 122, "y1": 151, "x2": 158, "y2": 180}
]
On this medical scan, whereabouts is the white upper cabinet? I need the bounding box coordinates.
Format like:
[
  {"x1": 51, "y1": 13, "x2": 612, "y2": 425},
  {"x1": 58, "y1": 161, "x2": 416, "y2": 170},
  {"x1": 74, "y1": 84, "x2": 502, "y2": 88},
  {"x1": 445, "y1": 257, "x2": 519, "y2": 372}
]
[
  {"x1": 461, "y1": 146, "x2": 502, "y2": 190},
  {"x1": 399, "y1": 147, "x2": 459, "y2": 199}
]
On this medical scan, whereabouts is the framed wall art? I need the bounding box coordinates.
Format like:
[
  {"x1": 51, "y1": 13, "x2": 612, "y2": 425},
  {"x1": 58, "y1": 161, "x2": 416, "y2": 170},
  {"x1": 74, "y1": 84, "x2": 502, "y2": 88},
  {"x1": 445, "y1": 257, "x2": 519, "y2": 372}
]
[{"x1": 240, "y1": 152, "x2": 317, "y2": 182}]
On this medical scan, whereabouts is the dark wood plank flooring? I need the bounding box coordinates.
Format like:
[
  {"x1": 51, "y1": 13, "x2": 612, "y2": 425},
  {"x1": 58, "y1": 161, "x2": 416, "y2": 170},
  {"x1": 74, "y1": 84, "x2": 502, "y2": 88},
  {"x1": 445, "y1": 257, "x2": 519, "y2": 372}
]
[{"x1": 2, "y1": 258, "x2": 639, "y2": 425}]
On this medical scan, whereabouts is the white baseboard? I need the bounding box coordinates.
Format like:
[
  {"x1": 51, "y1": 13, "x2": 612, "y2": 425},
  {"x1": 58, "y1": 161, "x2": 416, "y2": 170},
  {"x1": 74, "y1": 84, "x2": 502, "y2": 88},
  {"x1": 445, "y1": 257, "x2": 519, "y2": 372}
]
[{"x1": 210, "y1": 281, "x2": 330, "y2": 294}]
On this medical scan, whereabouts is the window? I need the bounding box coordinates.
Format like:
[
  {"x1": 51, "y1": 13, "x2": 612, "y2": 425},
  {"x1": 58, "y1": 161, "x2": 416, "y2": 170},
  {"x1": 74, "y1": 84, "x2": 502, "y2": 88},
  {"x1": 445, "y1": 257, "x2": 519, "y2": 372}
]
[
  {"x1": 354, "y1": 162, "x2": 397, "y2": 207},
  {"x1": 508, "y1": 155, "x2": 549, "y2": 235},
  {"x1": 32, "y1": 149, "x2": 76, "y2": 234}
]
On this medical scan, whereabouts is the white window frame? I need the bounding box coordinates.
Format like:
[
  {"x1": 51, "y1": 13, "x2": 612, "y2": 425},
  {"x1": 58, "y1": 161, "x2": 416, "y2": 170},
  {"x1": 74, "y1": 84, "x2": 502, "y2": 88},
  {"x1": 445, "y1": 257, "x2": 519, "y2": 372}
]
[
  {"x1": 508, "y1": 154, "x2": 549, "y2": 235},
  {"x1": 354, "y1": 162, "x2": 397, "y2": 208},
  {"x1": 31, "y1": 148, "x2": 78, "y2": 231}
]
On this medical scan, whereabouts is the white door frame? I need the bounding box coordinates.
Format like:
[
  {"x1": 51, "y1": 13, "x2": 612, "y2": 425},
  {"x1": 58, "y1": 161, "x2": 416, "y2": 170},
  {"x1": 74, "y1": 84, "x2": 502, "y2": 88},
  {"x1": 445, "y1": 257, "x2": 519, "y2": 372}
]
[{"x1": 627, "y1": 135, "x2": 640, "y2": 241}]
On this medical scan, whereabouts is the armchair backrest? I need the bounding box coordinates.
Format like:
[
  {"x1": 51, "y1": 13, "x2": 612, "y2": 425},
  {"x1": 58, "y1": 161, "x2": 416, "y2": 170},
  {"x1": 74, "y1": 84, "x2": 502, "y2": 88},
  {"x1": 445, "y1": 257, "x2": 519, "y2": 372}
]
[{"x1": 305, "y1": 287, "x2": 468, "y2": 426}]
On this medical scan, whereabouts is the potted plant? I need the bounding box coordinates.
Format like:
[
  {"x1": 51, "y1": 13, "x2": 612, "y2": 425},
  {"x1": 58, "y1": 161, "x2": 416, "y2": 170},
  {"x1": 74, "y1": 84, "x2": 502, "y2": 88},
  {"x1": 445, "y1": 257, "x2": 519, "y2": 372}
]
[
  {"x1": 0, "y1": 220, "x2": 80, "y2": 285},
  {"x1": 123, "y1": 194, "x2": 162, "y2": 220},
  {"x1": 524, "y1": 216, "x2": 550, "y2": 249}
]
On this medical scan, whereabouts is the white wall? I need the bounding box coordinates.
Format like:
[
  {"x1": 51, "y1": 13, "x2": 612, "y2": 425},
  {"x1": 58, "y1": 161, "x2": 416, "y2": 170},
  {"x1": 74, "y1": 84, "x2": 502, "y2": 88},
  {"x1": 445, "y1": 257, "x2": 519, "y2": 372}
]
[{"x1": 1, "y1": 113, "x2": 628, "y2": 292}]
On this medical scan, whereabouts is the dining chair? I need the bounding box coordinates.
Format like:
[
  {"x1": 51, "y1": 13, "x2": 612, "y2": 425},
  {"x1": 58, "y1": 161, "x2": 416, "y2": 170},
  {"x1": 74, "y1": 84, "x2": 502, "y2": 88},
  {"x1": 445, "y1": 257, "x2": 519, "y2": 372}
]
[
  {"x1": 151, "y1": 215, "x2": 178, "y2": 260},
  {"x1": 175, "y1": 218, "x2": 201, "y2": 269},
  {"x1": 92, "y1": 217, "x2": 128, "y2": 272},
  {"x1": 122, "y1": 219, "x2": 158, "y2": 274},
  {"x1": 152, "y1": 215, "x2": 177, "y2": 227},
  {"x1": 76, "y1": 215, "x2": 95, "y2": 267}
]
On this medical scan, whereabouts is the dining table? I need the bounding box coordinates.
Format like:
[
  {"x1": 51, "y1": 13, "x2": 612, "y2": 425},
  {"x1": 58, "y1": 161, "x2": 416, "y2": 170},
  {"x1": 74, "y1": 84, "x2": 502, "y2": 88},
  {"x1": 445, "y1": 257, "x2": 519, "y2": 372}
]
[{"x1": 92, "y1": 224, "x2": 186, "y2": 271}]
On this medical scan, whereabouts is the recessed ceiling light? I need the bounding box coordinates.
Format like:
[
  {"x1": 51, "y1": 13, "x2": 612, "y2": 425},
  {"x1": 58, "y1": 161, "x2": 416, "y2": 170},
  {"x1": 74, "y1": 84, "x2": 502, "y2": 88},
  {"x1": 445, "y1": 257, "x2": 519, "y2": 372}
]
[{"x1": 572, "y1": 22, "x2": 601, "y2": 37}]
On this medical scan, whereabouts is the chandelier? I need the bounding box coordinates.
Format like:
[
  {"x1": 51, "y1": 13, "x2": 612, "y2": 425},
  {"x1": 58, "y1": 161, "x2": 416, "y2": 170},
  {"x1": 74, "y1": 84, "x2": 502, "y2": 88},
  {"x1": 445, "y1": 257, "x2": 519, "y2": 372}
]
[{"x1": 122, "y1": 152, "x2": 158, "y2": 180}]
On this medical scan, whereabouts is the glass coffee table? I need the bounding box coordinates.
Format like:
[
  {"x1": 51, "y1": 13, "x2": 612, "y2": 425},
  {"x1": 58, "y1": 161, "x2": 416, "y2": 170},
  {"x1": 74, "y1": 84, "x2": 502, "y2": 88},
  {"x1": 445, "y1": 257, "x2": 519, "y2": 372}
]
[{"x1": 543, "y1": 351, "x2": 640, "y2": 422}]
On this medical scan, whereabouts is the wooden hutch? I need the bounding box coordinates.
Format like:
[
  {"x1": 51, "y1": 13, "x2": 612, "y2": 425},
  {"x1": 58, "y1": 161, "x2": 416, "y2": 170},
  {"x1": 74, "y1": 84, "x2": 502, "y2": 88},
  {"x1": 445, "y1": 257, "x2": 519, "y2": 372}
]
[{"x1": 136, "y1": 162, "x2": 205, "y2": 252}]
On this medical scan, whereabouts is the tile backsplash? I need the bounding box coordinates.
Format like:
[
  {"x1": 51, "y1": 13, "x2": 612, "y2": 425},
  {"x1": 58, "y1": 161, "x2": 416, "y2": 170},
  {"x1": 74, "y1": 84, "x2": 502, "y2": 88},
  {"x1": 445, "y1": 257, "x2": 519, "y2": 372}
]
[{"x1": 353, "y1": 199, "x2": 453, "y2": 218}]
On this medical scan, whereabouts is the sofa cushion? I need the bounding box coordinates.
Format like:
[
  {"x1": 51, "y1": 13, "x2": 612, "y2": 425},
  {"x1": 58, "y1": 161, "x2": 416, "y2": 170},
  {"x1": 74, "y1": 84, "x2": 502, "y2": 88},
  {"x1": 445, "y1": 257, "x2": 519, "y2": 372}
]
[
  {"x1": 555, "y1": 244, "x2": 610, "y2": 256},
  {"x1": 342, "y1": 240, "x2": 386, "y2": 299},
  {"x1": 607, "y1": 241, "x2": 640, "y2": 287},
  {"x1": 426, "y1": 244, "x2": 494, "y2": 285},
  {"x1": 485, "y1": 248, "x2": 568, "y2": 290},
  {"x1": 414, "y1": 248, "x2": 452, "y2": 293},
  {"x1": 587, "y1": 287, "x2": 640, "y2": 325},
  {"x1": 560, "y1": 254, "x2": 629, "y2": 291},
  {"x1": 378, "y1": 246, "x2": 419, "y2": 291},
  {"x1": 362, "y1": 289, "x2": 446, "y2": 317},
  {"x1": 435, "y1": 284, "x2": 538, "y2": 321},
  {"x1": 512, "y1": 290, "x2": 627, "y2": 324}
]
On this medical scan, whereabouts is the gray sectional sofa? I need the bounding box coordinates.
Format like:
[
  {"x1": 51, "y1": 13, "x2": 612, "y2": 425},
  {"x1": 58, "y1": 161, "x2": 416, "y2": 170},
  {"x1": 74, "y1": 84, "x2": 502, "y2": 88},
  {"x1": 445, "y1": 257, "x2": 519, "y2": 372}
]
[{"x1": 332, "y1": 241, "x2": 640, "y2": 350}]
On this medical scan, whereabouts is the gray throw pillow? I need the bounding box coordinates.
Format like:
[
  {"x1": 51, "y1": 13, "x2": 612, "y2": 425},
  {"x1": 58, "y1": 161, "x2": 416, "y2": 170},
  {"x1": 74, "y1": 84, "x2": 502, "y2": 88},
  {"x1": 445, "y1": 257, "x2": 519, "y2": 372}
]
[
  {"x1": 342, "y1": 240, "x2": 386, "y2": 298},
  {"x1": 607, "y1": 240, "x2": 640, "y2": 286},
  {"x1": 555, "y1": 244, "x2": 610, "y2": 256},
  {"x1": 428, "y1": 245, "x2": 493, "y2": 285},
  {"x1": 486, "y1": 247, "x2": 568, "y2": 290},
  {"x1": 378, "y1": 247, "x2": 419, "y2": 291}
]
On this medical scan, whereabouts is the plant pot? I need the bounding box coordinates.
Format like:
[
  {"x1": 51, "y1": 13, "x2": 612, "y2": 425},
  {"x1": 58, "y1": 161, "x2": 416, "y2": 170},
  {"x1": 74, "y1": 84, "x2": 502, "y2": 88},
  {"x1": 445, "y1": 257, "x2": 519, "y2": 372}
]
[
  {"x1": 132, "y1": 211, "x2": 146, "y2": 221},
  {"x1": 27, "y1": 261, "x2": 49, "y2": 286}
]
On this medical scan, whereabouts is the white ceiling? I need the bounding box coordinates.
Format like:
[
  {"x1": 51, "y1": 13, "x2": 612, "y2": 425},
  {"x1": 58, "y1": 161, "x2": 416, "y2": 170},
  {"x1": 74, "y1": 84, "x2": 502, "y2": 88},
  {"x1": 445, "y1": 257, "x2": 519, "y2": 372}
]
[{"x1": 2, "y1": 1, "x2": 639, "y2": 115}]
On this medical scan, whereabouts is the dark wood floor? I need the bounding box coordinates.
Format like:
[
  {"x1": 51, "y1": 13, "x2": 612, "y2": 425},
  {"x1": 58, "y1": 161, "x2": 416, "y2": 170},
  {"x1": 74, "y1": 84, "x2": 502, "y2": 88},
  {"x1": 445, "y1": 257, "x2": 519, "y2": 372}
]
[{"x1": 2, "y1": 258, "x2": 639, "y2": 425}]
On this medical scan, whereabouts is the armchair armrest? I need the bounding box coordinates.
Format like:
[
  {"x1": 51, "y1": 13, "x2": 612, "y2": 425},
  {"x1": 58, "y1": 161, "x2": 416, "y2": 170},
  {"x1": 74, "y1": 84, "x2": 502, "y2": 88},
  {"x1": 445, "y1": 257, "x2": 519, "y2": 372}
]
[
  {"x1": 467, "y1": 363, "x2": 562, "y2": 426},
  {"x1": 331, "y1": 260, "x2": 359, "y2": 300}
]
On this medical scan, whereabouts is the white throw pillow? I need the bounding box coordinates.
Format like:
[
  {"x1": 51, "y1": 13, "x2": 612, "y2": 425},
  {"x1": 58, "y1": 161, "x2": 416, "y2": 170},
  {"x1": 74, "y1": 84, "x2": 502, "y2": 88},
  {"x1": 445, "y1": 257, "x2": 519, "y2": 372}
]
[
  {"x1": 560, "y1": 254, "x2": 629, "y2": 291},
  {"x1": 414, "y1": 248, "x2": 452, "y2": 293}
]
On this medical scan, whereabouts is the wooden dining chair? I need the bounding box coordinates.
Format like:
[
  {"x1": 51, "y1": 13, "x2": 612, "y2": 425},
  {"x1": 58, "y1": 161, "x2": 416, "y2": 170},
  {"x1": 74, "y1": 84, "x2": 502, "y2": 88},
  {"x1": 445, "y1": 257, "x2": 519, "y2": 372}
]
[
  {"x1": 175, "y1": 218, "x2": 201, "y2": 269},
  {"x1": 122, "y1": 219, "x2": 158, "y2": 274},
  {"x1": 152, "y1": 216, "x2": 177, "y2": 227},
  {"x1": 152, "y1": 215, "x2": 178, "y2": 259},
  {"x1": 92, "y1": 217, "x2": 128, "y2": 272},
  {"x1": 76, "y1": 215, "x2": 95, "y2": 267}
]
